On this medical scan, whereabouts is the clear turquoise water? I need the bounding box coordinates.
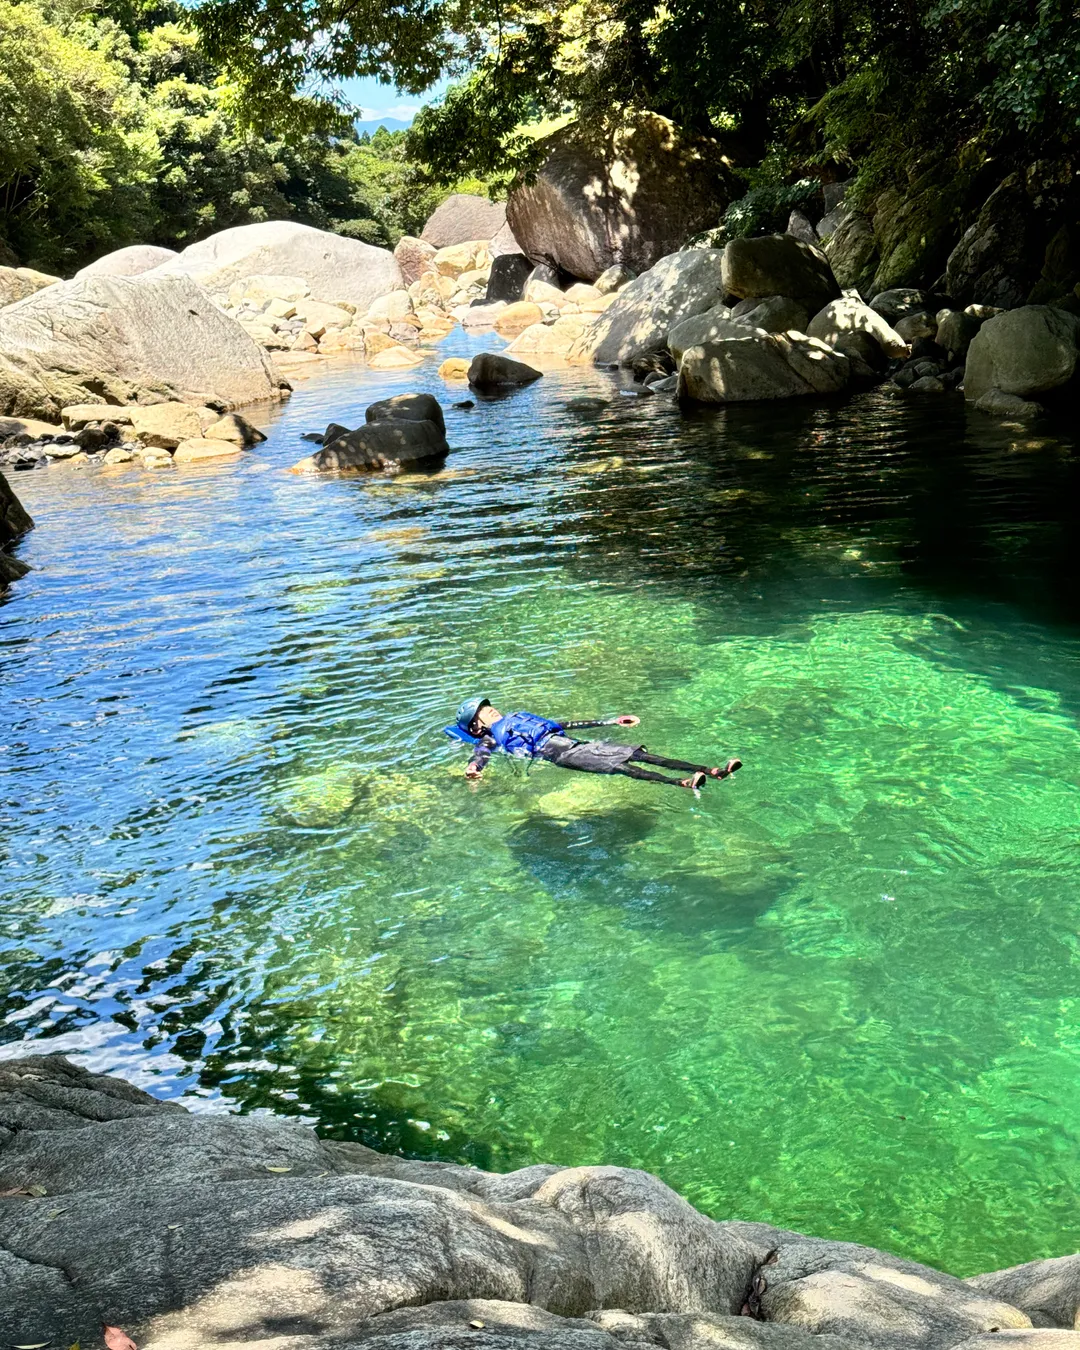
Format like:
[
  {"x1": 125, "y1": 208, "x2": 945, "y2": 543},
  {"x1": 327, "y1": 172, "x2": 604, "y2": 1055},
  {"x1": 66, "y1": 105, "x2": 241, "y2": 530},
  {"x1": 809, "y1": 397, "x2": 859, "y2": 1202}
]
[{"x1": 3, "y1": 335, "x2": 1080, "y2": 1277}]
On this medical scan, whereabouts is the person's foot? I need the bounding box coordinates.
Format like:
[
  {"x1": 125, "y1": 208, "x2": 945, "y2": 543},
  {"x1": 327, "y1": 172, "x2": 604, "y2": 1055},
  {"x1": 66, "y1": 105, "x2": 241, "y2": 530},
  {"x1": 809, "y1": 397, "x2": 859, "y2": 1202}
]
[
  {"x1": 680, "y1": 771, "x2": 707, "y2": 790},
  {"x1": 709, "y1": 759, "x2": 742, "y2": 779}
]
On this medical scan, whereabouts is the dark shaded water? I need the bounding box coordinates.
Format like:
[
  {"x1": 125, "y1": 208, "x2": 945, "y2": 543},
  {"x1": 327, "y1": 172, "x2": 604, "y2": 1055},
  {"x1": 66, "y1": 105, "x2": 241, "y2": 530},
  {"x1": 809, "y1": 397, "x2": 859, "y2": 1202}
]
[{"x1": 3, "y1": 335, "x2": 1080, "y2": 1274}]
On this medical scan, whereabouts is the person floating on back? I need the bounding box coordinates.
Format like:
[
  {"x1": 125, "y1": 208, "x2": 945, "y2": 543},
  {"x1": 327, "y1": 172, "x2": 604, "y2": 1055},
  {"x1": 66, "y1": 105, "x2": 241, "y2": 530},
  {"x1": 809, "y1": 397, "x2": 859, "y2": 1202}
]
[{"x1": 445, "y1": 697, "x2": 741, "y2": 791}]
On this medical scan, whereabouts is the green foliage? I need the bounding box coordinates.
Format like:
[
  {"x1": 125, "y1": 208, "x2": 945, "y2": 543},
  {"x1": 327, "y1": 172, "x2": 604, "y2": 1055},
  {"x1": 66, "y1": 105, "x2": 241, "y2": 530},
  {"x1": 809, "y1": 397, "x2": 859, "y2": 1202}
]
[
  {"x1": 722, "y1": 177, "x2": 821, "y2": 241},
  {"x1": 0, "y1": 0, "x2": 489, "y2": 272}
]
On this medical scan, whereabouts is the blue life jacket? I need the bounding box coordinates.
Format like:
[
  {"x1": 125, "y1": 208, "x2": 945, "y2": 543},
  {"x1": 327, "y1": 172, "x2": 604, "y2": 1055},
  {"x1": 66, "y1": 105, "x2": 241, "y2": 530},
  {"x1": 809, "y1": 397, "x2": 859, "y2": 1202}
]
[
  {"x1": 442, "y1": 710, "x2": 564, "y2": 758},
  {"x1": 490, "y1": 711, "x2": 564, "y2": 758}
]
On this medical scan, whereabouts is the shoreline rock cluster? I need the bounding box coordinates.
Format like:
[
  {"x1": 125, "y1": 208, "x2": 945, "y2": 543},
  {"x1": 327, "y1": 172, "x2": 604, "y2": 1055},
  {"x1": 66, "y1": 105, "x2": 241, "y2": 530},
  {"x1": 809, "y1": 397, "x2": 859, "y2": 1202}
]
[{"x1": 2, "y1": 1054, "x2": 1078, "y2": 1350}]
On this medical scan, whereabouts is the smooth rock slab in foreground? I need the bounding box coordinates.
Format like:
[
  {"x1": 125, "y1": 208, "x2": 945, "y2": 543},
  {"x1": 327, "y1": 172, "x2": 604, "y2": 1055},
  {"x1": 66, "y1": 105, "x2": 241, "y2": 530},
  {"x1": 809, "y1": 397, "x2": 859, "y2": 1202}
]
[{"x1": 0, "y1": 1055, "x2": 1063, "y2": 1350}]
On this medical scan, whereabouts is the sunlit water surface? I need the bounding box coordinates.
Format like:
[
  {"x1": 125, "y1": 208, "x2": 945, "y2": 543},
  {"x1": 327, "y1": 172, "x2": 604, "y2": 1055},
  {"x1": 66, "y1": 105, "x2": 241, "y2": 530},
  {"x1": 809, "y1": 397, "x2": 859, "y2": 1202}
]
[{"x1": 3, "y1": 333, "x2": 1080, "y2": 1276}]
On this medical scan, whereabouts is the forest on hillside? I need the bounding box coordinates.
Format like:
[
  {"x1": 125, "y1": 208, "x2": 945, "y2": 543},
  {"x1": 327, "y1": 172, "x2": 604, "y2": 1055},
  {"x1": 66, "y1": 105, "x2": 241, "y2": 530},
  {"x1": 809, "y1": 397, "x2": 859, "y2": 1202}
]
[{"x1": 3, "y1": 0, "x2": 1078, "y2": 277}]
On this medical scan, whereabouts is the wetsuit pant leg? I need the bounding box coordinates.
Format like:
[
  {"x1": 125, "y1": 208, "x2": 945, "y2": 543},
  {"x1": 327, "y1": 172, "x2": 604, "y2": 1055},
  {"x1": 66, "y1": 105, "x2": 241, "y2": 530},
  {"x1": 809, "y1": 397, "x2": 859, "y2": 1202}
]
[
  {"x1": 613, "y1": 764, "x2": 690, "y2": 787},
  {"x1": 628, "y1": 749, "x2": 710, "y2": 773}
]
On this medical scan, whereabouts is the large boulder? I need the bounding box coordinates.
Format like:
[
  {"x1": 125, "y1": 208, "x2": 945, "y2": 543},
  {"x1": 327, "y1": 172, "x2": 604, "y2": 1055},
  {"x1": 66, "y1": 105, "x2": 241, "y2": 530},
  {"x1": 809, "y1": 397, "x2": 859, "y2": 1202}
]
[
  {"x1": 0, "y1": 265, "x2": 60, "y2": 308},
  {"x1": 0, "y1": 275, "x2": 283, "y2": 420},
  {"x1": 422, "y1": 194, "x2": 509, "y2": 248},
  {"x1": 677, "y1": 329, "x2": 850, "y2": 403},
  {"x1": 968, "y1": 1254, "x2": 1080, "y2": 1329},
  {"x1": 569, "y1": 249, "x2": 725, "y2": 366},
  {"x1": 75, "y1": 244, "x2": 179, "y2": 279},
  {"x1": 806, "y1": 296, "x2": 908, "y2": 359},
  {"x1": 147, "y1": 221, "x2": 403, "y2": 311},
  {"x1": 506, "y1": 114, "x2": 730, "y2": 283},
  {"x1": 366, "y1": 392, "x2": 446, "y2": 436},
  {"x1": 963, "y1": 305, "x2": 1080, "y2": 403},
  {"x1": 721, "y1": 235, "x2": 841, "y2": 313}
]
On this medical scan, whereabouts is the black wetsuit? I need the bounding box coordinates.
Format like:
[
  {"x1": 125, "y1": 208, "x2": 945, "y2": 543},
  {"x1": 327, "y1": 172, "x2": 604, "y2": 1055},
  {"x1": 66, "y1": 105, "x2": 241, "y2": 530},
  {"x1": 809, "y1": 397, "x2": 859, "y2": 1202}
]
[{"x1": 467, "y1": 720, "x2": 723, "y2": 788}]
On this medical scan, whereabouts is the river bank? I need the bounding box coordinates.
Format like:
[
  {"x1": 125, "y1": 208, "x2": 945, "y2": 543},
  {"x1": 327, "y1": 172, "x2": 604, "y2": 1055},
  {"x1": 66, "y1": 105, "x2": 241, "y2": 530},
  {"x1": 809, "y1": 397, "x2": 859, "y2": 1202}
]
[{"x1": 3, "y1": 1052, "x2": 1079, "y2": 1349}]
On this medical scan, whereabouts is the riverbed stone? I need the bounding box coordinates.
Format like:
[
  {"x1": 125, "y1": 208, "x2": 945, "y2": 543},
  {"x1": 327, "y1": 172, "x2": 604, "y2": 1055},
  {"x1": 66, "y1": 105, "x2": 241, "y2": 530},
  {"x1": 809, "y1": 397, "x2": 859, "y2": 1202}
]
[
  {"x1": 468, "y1": 352, "x2": 544, "y2": 390},
  {"x1": 203, "y1": 412, "x2": 266, "y2": 446},
  {"x1": 595, "y1": 264, "x2": 637, "y2": 295},
  {"x1": 173, "y1": 436, "x2": 244, "y2": 463},
  {"x1": 868, "y1": 288, "x2": 930, "y2": 324},
  {"x1": 128, "y1": 401, "x2": 206, "y2": 448},
  {"x1": 439, "y1": 357, "x2": 472, "y2": 381},
  {"x1": 1, "y1": 468, "x2": 33, "y2": 589},
  {"x1": 722, "y1": 236, "x2": 841, "y2": 313},
  {"x1": 394, "y1": 235, "x2": 438, "y2": 285},
  {"x1": 61, "y1": 403, "x2": 134, "y2": 429},
  {"x1": 569, "y1": 249, "x2": 725, "y2": 366},
  {"x1": 964, "y1": 305, "x2": 1080, "y2": 403},
  {"x1": 0, "y1": 275, "x2": 283, "y2": 420},
  {"x1": 935, "y1": 308, "x2": 983, "y2": 361},
  {"x1": 496, "y1": 301, "x2": 545, "y2": 335},
  {"x1": 968, "y1": 1254, "x2": 1080, "y2": 1329},
  {"x1": 677, "y1": 330, "x2": 850, "y2": 403},
  {"x1": 368, "y1": 344, "x2": 424, "y2": 369}
]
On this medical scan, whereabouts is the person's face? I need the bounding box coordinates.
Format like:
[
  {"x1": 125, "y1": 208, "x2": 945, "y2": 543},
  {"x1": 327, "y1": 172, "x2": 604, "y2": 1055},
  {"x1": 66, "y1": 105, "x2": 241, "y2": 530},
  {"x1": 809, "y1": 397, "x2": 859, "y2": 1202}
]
[{"x1": 472, "y1": 704, "x2": 500, "y2": 734}]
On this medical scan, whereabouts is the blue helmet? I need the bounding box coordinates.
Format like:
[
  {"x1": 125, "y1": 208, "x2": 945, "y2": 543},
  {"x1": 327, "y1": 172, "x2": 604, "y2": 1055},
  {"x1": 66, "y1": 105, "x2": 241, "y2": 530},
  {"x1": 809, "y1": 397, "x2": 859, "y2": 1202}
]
[{"x1": 456, "y1": 696, "x2": 491, "y2": 733}]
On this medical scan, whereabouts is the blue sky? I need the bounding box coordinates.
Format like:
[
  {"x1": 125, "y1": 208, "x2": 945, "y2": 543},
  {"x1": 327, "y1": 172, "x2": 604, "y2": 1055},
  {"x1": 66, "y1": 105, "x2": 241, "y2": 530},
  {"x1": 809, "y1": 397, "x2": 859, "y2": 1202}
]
[{"x1": 338, "y1": 75, "x2": 450, "y2": 123}]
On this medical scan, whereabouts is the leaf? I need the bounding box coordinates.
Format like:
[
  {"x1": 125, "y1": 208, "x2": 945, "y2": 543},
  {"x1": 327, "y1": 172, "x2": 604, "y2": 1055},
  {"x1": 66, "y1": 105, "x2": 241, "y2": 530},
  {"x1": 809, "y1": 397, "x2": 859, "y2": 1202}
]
[
  {"x1": 103, "y1": 1327, "x2": 137, "y2": 1350},
  {"x1": 264, "y1": 1165, "x2": 292, "y2": 1173},
  {"x1": 13, "y1": 1342, "x2": 51, "y2": 1348},
  {"x1": 27, "y1": 1184, "x2": 47, "y2": 1197},
  {"x1": 468, "y1": 1321, "x2": 486, "y2": 1329}
]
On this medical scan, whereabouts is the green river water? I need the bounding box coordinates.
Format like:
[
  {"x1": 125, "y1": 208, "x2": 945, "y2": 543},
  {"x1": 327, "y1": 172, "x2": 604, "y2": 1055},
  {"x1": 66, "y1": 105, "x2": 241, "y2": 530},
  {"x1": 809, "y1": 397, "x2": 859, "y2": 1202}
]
[{"x1": 2, "y1": 335, "x2": 1080, "y2": 1276}]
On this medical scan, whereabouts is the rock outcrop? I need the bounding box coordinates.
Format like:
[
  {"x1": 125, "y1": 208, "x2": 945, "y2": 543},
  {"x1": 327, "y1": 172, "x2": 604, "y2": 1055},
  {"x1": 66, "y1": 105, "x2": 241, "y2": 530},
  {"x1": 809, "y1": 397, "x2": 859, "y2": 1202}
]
[
  {"x1": 963, "y1": 305, "x2": 1080, "y2": 405},
  {"x1": 569, "y1": 249, "x2": 725, "y2": 366},
  {"x1": 1, "y1": 1055, "x2": 1071, "y2": 1350},
  {"x1": 147, "y1": 221, "x2": 404, "y2": 311},
  {"x1": 506, "y1": 114, "x2": 730, "y2": 282},
  {"x1": 422, "y1": 195, "x2": 510, "y2": 249},
  {"x1": 0, "y1": 274, "x2": 284, "y2": 420},
  {"x1": 0, "y1": 468, "x2": 33, "y2": 587},
  {"x1": 75, "y1": 244, "x2": 179, "y2": 279},
  {"x1": 805, "y1": 297, "x2": 908, "y2": 359}
]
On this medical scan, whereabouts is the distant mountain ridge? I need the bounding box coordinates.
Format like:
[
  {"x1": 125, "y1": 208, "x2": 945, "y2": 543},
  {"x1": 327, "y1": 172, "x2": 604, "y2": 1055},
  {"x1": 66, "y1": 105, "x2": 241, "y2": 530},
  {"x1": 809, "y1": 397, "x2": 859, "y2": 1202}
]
[{"x1": 354, "y1": 117, "x2": 411, "y2": 136}]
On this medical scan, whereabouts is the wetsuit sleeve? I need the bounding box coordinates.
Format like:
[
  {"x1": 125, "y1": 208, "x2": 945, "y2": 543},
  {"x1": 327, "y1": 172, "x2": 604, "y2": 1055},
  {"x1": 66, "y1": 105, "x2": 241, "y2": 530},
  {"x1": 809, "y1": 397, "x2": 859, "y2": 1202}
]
[{"x1": 467, "y1": 735, "x2": 496, "y2": 773}]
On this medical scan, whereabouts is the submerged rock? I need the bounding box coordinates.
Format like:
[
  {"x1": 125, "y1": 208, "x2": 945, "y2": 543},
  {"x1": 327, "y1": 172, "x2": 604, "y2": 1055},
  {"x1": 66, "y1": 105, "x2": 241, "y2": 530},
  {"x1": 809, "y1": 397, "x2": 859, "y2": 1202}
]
[{"x1": 0, "y1": 469, "x2": 33, "y2": 588}]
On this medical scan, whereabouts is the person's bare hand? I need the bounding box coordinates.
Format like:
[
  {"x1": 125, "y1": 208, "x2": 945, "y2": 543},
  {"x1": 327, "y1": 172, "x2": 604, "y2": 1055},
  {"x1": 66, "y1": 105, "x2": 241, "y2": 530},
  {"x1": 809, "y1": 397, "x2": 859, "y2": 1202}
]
[
  {"x1": 615, "y1": 715, "x2": 640, "y2": 727},
  {"x1": 465, "y1": 763, "x2": 482, "y2": 779}
]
